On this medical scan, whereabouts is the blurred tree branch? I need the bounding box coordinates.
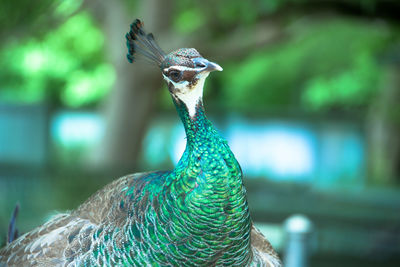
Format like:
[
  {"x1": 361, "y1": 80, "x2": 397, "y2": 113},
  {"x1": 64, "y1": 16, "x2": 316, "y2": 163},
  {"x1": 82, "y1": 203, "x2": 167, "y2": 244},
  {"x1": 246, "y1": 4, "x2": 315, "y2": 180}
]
[{"x1": 195, "y1": 21, "x2": 285, "y2": 62}]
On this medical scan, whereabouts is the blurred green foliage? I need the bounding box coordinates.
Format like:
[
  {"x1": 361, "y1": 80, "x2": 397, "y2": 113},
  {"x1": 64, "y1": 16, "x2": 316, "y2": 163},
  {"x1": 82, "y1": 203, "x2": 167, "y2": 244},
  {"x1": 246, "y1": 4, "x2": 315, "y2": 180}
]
[
  {"x1": 173, "y1": 8, "x2": 205, "y2": 34},
  {"x1": 0, "y1": 10, "x2": 114, "y2": 107},
  {"x1": 219, "y1": 18, "x2": 393, "y2": 111}
]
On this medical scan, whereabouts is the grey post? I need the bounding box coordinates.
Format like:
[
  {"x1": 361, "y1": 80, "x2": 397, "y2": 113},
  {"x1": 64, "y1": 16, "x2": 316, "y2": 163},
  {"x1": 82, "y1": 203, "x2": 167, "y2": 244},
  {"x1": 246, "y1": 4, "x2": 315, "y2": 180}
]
[{"x1": 284, "y1": 214, "x2": 314, "y2": 267}]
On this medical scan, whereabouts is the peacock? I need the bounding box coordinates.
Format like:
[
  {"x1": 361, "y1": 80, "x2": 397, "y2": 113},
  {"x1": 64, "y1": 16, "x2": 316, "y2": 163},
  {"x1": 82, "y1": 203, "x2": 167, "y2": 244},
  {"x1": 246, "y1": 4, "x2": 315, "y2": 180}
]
[{"x1": 0, "y1": 19, "x2": 281, "y2": 267}]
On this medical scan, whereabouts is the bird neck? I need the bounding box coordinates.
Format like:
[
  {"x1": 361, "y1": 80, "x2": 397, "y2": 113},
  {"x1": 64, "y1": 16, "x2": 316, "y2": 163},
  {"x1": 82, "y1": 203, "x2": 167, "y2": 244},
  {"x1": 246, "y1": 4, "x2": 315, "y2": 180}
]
[
  {"x1": 174, "y1": 97, "x2": 213, "y2": 145},
  {"x1": 172, "y1": 96, "x2": 244, "y2": 194},
  {"x1": 170, "y1": 97, "x2": 252, "y2": 265}
]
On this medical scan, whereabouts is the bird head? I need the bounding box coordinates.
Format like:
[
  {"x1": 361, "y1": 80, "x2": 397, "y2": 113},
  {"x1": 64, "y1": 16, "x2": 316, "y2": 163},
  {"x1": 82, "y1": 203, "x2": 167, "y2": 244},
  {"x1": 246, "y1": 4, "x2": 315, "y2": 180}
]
[{"x1": 126, "y1": 19, "x2": 222, "y2": 116}]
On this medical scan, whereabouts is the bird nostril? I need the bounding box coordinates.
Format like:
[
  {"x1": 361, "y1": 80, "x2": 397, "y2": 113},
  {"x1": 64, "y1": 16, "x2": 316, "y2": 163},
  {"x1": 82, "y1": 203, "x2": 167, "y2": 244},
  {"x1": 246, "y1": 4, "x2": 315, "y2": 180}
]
[{"x1": 193, "y1": 58, "x2": 208, "y2": 68}]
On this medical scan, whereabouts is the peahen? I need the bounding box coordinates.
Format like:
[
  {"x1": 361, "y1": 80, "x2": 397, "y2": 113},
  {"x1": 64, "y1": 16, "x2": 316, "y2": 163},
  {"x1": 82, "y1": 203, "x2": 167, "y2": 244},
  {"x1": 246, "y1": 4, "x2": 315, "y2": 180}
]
[{"x1": 0, "y1": 19, "x2": 281, "y2": 266}]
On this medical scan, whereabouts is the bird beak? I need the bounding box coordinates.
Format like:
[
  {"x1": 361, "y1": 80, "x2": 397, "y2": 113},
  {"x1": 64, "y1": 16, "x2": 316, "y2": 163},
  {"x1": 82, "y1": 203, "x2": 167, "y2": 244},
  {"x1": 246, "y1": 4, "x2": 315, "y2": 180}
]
[
  {"x1": 193, "y1": 58, "x2": 223, "y2": 73},
  {"x1": 205, "y1": 60, "x2": 223, "y2": 72}
]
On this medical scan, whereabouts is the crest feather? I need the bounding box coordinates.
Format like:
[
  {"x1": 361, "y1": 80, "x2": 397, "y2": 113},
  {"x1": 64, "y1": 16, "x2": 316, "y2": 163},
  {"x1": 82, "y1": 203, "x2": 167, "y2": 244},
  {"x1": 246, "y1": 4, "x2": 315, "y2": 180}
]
[{"x1": 126, "y1": 19, "x2": 165, "y2": 65}]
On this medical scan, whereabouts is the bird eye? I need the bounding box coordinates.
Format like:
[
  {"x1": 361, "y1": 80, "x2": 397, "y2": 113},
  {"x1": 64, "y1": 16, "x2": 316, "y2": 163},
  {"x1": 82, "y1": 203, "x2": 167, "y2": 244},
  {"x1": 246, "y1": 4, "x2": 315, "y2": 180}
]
[{"x1": 169, "y1": 70, "x2": 182, "y2": 82}]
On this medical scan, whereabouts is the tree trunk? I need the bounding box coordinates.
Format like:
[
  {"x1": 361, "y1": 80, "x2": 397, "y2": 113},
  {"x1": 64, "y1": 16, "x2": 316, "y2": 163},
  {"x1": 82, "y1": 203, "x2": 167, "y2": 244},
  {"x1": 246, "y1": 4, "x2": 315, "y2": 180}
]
[
  {"x1": 367, "y1": 65, "x2": 400, "y2": 185},
  {"x1": 85, "y1": 0, "x2": 174, "y2": 174}
]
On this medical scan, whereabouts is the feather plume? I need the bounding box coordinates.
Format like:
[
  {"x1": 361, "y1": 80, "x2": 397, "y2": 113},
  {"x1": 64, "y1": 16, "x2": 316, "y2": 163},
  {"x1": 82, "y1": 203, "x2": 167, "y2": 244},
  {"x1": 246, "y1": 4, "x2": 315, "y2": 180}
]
[{"x1": 126, "y1": 19, "x2": 165, "y2": 65}]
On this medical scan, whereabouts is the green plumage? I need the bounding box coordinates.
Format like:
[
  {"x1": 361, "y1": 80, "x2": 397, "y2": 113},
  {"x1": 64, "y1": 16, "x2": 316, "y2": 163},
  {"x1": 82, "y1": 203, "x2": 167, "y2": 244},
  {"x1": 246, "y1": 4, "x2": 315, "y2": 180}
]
[{"x1": 73, "y1": 101, "x2": 251, "y2": 266}]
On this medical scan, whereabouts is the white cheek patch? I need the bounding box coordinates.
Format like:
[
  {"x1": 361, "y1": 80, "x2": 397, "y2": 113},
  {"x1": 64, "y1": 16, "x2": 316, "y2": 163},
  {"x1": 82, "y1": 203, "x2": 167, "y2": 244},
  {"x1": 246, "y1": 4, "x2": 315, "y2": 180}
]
[
  {"x1": 163, "y1": 73, "x2": 209, "y2": 117},
  {"x1": 175, "y1": 79, "x2": 205, "y2": 117},
  {"x1": 163, "y1": 66, "x2": 197, "y2": 72},
  {"x1": 164, "y1": 76, "x2": 190, "y2": 92}
]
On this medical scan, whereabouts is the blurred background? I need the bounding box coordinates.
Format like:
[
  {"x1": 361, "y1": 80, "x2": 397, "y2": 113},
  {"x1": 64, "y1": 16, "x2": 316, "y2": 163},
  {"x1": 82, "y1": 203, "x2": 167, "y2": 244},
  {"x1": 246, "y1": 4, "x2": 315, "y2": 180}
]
[{"x1": 1, "y1": 0, "x2": 400, "y2": 266}]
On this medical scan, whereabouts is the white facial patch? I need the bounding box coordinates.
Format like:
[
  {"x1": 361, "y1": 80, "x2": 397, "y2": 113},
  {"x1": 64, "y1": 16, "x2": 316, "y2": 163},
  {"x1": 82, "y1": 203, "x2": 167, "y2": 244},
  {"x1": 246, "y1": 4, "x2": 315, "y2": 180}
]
[
  {"x1": 163, "y1": 72, "x2": 209, "y2": 117},
  {"x1": 163, "y1": 66, "x2": 197, "y2": 72}
]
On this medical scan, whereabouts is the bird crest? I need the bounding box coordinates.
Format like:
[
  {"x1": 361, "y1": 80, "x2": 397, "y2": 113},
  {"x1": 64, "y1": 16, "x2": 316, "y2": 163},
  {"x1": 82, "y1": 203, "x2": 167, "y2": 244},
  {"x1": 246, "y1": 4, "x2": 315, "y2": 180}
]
[{"x1": 126, "y1": 19, "x2": 166, "y2": 65}]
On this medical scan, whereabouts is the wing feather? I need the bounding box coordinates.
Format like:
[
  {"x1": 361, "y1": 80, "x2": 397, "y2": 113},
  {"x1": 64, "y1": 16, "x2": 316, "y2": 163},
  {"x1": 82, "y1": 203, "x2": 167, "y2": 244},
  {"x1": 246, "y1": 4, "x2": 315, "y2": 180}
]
[{"x1": 250, "y1": 225, "x2": 282, "y2": 267}]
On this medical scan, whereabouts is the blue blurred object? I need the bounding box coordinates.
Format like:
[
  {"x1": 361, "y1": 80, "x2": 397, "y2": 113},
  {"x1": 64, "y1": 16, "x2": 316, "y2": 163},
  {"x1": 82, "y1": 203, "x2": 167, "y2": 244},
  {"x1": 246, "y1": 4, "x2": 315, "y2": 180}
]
[
  {"x1": 51, "y1": 111, "x2": 104, "y2": 148},
  {"x1": 284, "y1": 214, "x2": 314, "y2": 267},
  {"x1": 0, "y1": 104, "x2": 48, "y2": 166},
  {"x1": 224, "y1": 118, "x2": 316, "y2": 181}
]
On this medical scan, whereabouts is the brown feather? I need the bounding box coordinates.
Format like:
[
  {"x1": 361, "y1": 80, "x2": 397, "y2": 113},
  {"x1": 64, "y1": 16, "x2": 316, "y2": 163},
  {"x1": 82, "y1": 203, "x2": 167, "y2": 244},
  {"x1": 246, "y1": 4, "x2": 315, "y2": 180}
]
[{"x1": 251, "y1": 225, "x2": 282, "y2": 267}]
